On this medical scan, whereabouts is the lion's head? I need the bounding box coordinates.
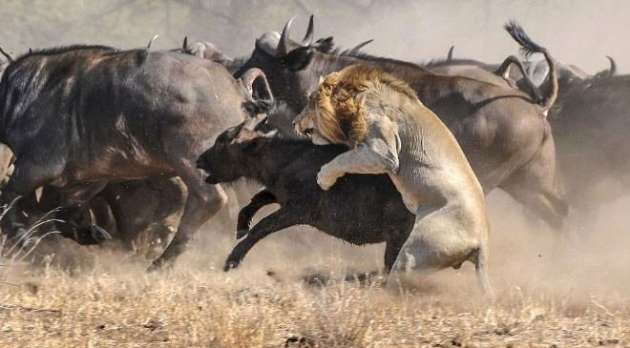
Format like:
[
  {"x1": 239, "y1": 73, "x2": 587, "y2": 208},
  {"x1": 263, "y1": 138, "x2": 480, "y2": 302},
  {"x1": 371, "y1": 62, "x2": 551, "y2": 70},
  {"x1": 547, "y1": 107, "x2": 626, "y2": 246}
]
[{"x1": 294, "y1": 64, "x2": 416, "y2": 147}]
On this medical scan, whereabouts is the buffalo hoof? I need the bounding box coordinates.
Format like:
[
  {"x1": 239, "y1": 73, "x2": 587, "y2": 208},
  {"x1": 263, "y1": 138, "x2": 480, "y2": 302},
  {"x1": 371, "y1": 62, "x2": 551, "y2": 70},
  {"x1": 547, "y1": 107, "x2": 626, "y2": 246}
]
[
  {"x1": 89, "y1": 224, "x2": 111, "y2": 242},
  {"x1": 223, "y1": 259, "x2": 240, "y2": 272},
  {"x1": 74, "y1": 224, "x2": 111, "y2": 245},
  {"x1": 146, "y1": 262, "x2": 161, "y2": 273},
  {"x1": 146, "y1": 254, "x2": 178, "y2": 272}
]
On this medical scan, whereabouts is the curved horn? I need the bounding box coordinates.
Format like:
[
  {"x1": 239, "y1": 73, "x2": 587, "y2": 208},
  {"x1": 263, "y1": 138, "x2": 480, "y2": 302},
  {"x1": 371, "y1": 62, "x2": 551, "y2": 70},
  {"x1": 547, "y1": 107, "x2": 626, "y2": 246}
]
[
  {"x1": 146, "y1": 34, "x2": 159, "y2": 51},
  {"x1": 277, "y1": 16, "x2": 295, "y2": 56},
  {"x1": 0, "y1": 46, "x2": 13, "y2": 62},
  {"x1": 447, "y1": 45, "x2": 454, "y2": 61},
  {"x1": 302, "y1": 15, "x2": 314, "y2": 46},
  {"x1": 240, "y1": 68, "x2": 274, "y2": 104},
  {"x1": 606, "y1": 55, "x2": 617, "y2": 76},
  {"x1": 348, "y1": 39, "x2": 373, "y2": 54},
  {"x1": 182, "y1": 36, "x2": 189, "y2": 51}
]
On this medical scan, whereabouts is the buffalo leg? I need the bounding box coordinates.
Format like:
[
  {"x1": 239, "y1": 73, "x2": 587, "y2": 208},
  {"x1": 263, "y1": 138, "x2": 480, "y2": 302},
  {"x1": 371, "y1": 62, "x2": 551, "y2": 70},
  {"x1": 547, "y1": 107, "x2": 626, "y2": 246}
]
[
  {"x1": 55, "y1": 182, "x2": 109, "y2": 245},
  {"x1": 0, "y1": 158, "x2": 62, "y2": 236},
  {"x1": 38, "y1": 186, "x2": 99, "y2": 244},
  {"x1": 89, "y1": 196, "x2": 117, "y2": 240},
  {"x1": 149, "y1": 163, "x2": 227, "y2": 270},
  {"x1": 236, "y1": 189, "x2": 276, "y2": 239},
  {"x1": 224, "y1": 207, "x2": 299, "y2": 271},
  {"x1": 100, "y1": 185, "x2": 139, "y2": 249},
  {"x1": 503, "y1": 183, "x2": 568, "y2": 231},
  {"x1": 500, "y1": 137, "x2": 569, "y2": 231},
  {"x1": 388, "y1": 204, "x2": 493, "y2": 297},
  {"x1": 383, "y1": 235, "x2": 406, "y2": 274}
]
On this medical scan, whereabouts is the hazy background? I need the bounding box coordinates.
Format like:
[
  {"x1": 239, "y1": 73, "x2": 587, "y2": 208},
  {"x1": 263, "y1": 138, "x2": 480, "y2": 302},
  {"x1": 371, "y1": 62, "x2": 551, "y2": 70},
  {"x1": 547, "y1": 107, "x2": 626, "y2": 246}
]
[{"x1": 0, "y1": 0, "x2": 626, "y2": 74}]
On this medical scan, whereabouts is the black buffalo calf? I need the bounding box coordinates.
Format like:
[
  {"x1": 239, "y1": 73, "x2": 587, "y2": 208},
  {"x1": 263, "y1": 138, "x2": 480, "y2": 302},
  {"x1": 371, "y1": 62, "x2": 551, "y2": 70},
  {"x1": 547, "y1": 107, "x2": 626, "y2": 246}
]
[{"x1": 197, "y1": 122, "x2": 414, "y2": 272}]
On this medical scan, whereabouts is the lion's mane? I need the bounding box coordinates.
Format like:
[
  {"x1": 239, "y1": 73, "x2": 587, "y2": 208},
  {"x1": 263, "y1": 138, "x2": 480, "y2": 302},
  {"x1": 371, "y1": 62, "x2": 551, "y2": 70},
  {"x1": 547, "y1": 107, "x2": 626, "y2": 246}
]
[{"x1": 312, "y1": 64, "x2": 418, "y2": 147}]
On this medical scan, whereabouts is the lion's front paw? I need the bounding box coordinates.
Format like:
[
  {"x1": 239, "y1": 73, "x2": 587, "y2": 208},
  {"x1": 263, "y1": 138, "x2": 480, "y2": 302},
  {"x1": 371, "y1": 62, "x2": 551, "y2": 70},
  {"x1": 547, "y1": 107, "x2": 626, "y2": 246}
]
[{"x1": 316, "y1": 169, "x2": 338, "y2": 191}]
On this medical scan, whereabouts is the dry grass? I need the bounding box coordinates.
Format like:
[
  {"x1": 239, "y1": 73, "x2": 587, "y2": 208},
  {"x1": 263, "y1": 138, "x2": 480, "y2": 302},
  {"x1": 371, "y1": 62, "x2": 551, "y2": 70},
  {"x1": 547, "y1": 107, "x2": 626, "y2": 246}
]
[
  {"x1": 1, "y1": 262, "x2": 628, "y2": 347},
  {"x1": 0, "y1": 193, "x2": 629, "y2": 347}
]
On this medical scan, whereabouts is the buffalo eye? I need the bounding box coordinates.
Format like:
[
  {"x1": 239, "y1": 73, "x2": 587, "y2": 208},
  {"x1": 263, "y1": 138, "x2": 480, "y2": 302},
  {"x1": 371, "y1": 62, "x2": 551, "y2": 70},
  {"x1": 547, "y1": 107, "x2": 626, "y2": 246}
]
[{"x1": 280, "y1": 47, "x2": 314, "y2": 72}]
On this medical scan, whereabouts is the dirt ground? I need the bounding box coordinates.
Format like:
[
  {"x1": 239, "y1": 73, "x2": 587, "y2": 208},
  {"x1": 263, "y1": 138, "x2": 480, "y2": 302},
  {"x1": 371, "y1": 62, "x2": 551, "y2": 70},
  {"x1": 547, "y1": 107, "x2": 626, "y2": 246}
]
[{"x1": 1, "y1": 193, "x2": 629, "y2": 347}]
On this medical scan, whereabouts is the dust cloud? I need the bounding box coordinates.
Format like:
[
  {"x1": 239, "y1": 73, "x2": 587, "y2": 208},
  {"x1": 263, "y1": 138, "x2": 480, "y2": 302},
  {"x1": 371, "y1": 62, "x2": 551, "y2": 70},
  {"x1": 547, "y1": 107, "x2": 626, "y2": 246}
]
[{"x1": 1, "y1": 0, "x2": 629, "y2": 298}]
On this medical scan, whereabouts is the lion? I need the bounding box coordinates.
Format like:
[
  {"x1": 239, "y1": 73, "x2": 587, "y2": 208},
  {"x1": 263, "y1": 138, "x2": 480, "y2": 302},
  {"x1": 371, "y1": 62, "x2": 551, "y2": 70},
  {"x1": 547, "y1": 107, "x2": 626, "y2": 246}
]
[{"x1": 294, "y1": 64, "x2": 493, "y2": 296}]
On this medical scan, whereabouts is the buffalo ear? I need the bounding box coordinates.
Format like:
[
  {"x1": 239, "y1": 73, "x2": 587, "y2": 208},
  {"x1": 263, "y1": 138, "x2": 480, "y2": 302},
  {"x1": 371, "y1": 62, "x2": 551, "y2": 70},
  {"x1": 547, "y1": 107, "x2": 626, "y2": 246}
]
[
  {"x1": 281, "y1": 47, "x2": 314, "y2": 71},
  {"x1": 243, "y1": 99, "x2": 273, "y2": 117}
]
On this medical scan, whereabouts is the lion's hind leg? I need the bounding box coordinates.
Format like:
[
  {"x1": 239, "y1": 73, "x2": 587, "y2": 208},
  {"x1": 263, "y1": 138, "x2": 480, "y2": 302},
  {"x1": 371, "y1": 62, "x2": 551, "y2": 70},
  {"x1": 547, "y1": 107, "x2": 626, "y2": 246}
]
[{"x1": 387, "y1": 203, "x2": 493, "y2": 297}]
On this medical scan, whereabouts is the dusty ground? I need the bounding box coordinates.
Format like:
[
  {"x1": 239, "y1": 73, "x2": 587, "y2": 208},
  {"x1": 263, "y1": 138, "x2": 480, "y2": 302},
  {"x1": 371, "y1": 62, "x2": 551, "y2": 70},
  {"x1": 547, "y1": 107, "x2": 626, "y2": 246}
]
[{"x1": 0, "y1": 193, "x2": 629, "y2": 347}]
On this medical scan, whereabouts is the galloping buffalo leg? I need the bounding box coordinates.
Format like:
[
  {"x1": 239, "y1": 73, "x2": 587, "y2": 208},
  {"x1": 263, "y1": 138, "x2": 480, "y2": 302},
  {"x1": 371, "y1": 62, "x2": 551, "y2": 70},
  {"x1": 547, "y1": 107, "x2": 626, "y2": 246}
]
[
  {"x1": 236, "y1": 189, "x2": 276, "y2": 239},
  {"x1": 0, "y1": 158, "x2": 62, "y2": 236},
  {"x1": 383, "y1": 235, "x2": 406, "y2": 274},
  {"x1": 500, "y1": 137, "x2": 569, "y2": 231},
  {"x1": 55, "y1": 182, "x2": 109, "y2": 245},
  {"x1": 99, "y1": 186, "x2": 138, "y2": 250},
  {"x1": 149, "y1": 161, "x2": 227, "y2": 270},
  {"x1": 88, "y1": 196, "x2": 117, "y2": 240},
  {"x1": 224, "y1": 207, "x2": 300, "y2": 271},
  {"x1": 503, "y1": 182, "x2": 568, "y2": 230}
]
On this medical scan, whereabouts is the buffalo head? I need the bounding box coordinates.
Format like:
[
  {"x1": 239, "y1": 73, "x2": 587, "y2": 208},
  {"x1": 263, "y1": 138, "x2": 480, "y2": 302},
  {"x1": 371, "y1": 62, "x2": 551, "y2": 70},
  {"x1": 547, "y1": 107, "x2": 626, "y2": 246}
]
[
  {"x1": 235, "y1": 15, "x2": 335, "y2": 115},
  {"x1": 197, "y1": 120, "x2": 275, "y2": 185}
]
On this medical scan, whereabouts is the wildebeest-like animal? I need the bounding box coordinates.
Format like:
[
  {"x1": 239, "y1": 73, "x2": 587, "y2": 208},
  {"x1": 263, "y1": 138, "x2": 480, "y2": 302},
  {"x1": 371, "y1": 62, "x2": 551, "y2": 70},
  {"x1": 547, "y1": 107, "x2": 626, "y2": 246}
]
[
  {"x1": 197, "y1": 121, "x2": 414, "y2": 273},
  {"x1": 525, "y1": 66, "x2": 630, "y2": 213},
  {"x1": 0, "y1": 45, "x2": 272, "y2": 268},
  {"x1": 447, "y1": 43, "x2": 626, "y2": 215},
  {"x1": 236, "y1": 17, "x2": 569, "y2": 230},
  {"x1": 424, "y1": 47, "x2": 543, "y2": 103},
  {"x1": 0, "y1": 46, "x2": 184, "y2": 250}
]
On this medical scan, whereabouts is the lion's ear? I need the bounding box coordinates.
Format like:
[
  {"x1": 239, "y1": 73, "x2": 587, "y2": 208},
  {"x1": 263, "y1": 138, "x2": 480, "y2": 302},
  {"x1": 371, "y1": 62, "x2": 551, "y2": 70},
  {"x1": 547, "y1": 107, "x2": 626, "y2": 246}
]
[{"x1": 318, "y1": 75, "x2": 324, "y2": 85}]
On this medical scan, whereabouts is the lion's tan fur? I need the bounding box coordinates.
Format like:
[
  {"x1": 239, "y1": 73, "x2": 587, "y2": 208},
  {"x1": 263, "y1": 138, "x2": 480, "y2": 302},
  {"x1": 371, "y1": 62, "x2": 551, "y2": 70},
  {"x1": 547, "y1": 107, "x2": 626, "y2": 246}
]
[
  {"x1": 306, "y1": 65, "x2": 418, "y2": 147},
  {"x1": 296, "y1": 64, "x2": 493, "y2": 296}
]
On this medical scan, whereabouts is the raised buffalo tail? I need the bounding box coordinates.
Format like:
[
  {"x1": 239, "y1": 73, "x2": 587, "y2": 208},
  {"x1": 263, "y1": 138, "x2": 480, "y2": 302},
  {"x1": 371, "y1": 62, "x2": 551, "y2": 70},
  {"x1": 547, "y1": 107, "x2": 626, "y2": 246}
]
[{"x1": 504, "y1": 21, "x2": 557, "y2": 115}]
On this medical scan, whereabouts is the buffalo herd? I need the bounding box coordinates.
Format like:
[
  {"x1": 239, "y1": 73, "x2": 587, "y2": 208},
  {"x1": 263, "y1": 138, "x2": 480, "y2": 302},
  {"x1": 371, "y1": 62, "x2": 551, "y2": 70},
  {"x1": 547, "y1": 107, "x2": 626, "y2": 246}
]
[{"x1": 0, "y1": 16, "x2": 627, "y2": 289}]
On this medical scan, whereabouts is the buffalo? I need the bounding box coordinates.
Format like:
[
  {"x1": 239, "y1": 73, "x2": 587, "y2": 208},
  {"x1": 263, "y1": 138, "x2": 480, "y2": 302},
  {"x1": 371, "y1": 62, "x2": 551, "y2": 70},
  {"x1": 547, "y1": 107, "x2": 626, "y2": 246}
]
[
  {"x1": 197, "y1": 119, "x2": 414, "y2": 273},
  {"x1": 525, "y1": 62, "x2": 630, "y2": 214},
  {"x1": 235, "y1": 17, "x2": 569, "y2": 231},
  {"x1": 444, "y1": 43, "x2": 627, "y2": 216},
  {"x1": 0, "y1": 45, "x2": 272, "y2": 268}
]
